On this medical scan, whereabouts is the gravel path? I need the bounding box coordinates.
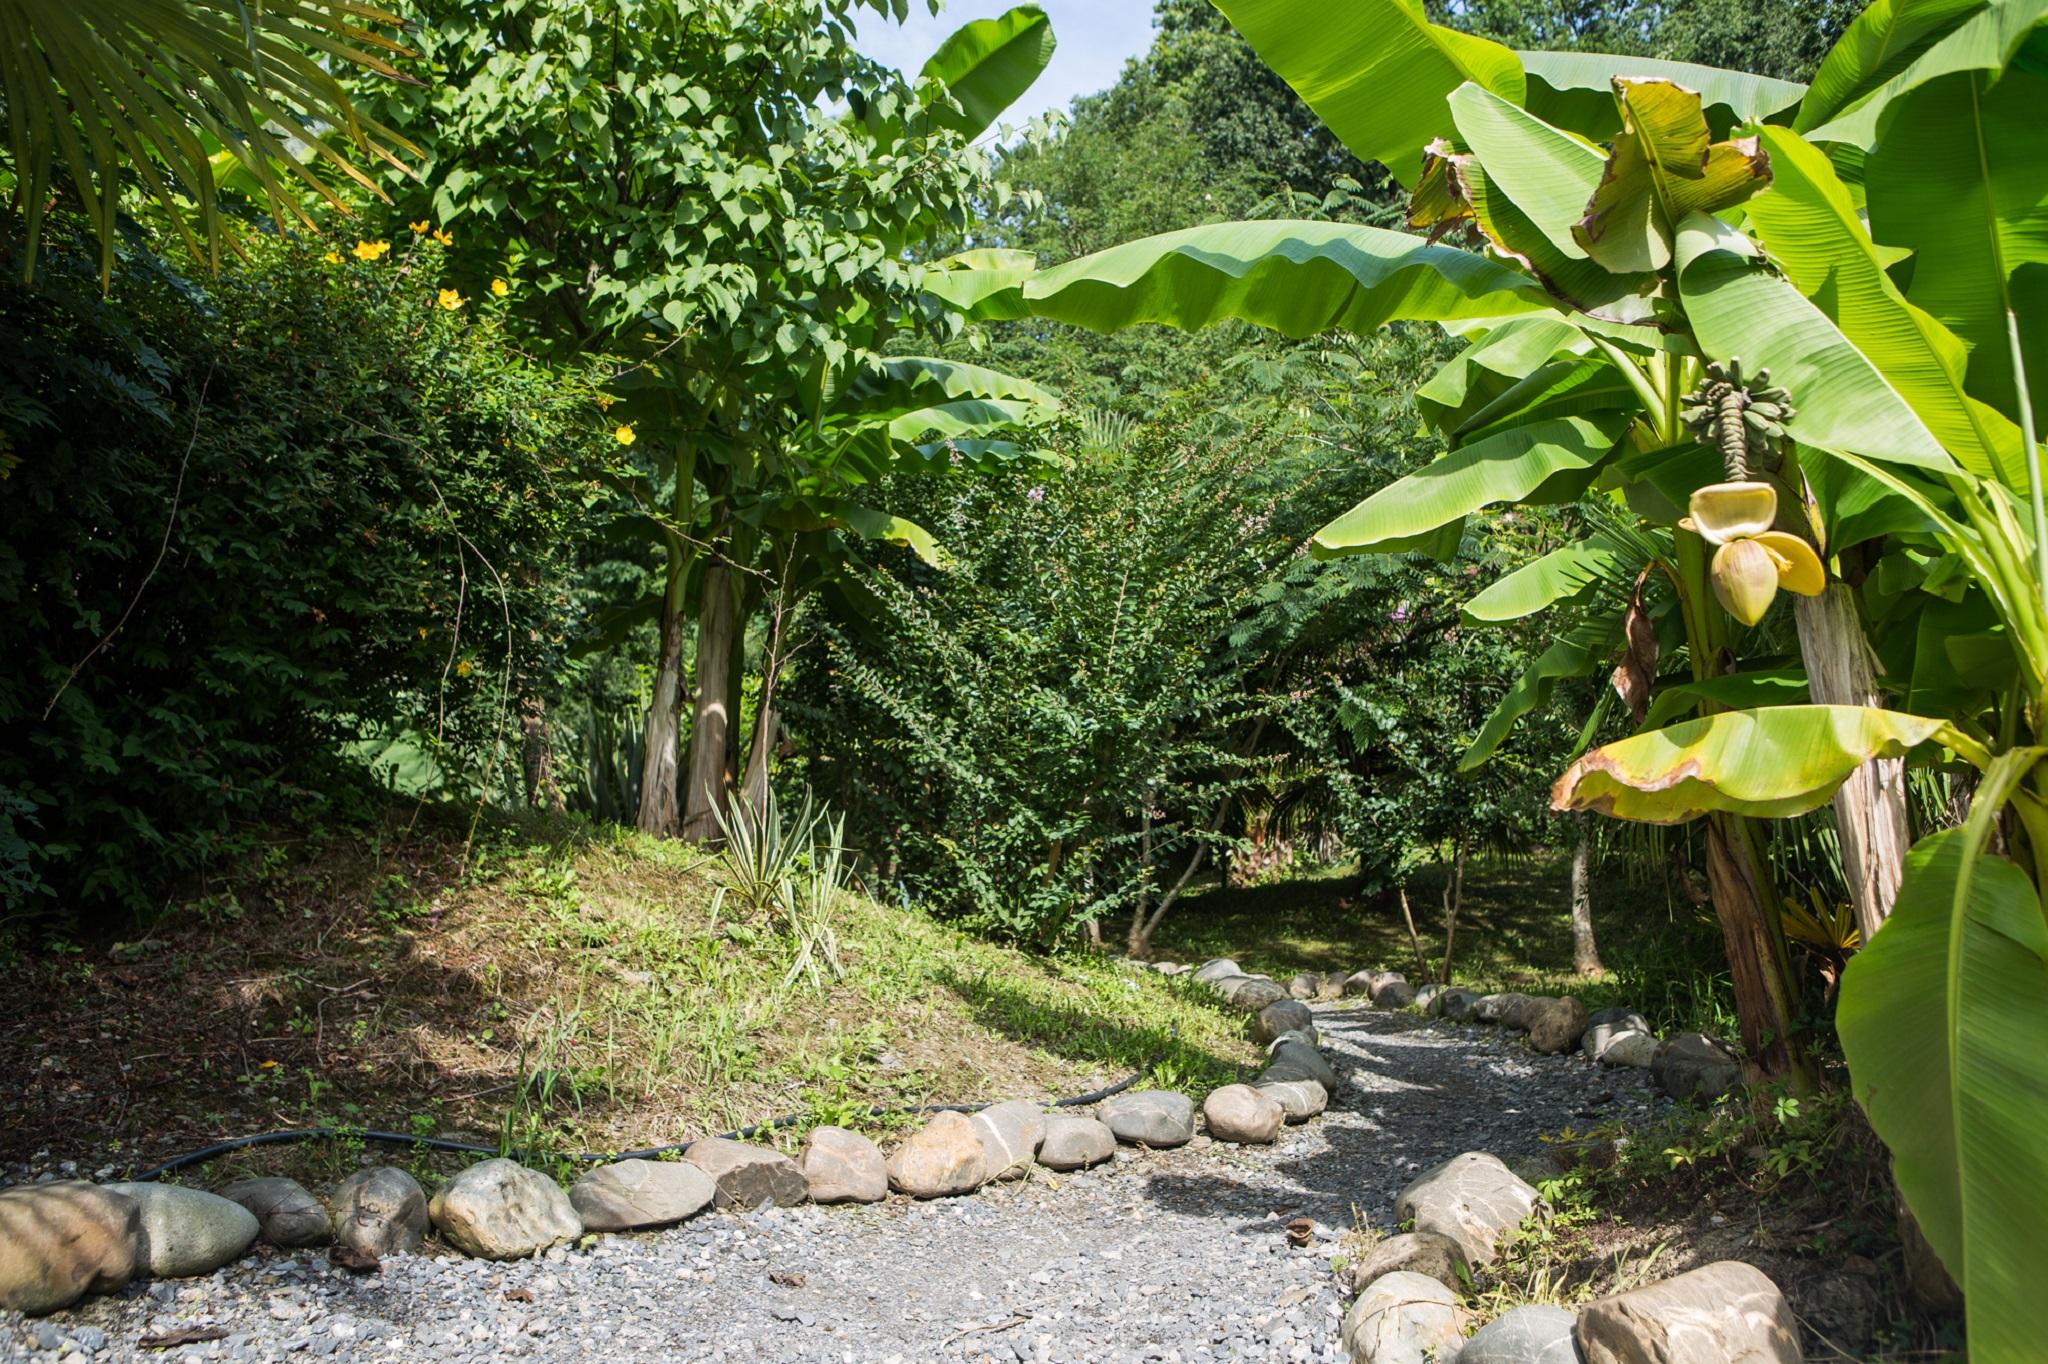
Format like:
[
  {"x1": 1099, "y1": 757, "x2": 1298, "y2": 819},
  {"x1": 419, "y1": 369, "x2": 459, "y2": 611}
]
[{"x1": 2, "y1": 1001, "x2": 1664, "y2": 1364}]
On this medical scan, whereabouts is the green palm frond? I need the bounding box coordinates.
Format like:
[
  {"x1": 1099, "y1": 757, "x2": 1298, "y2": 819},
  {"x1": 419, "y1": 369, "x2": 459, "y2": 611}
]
[{"x1": 0, "y1": 0, "x2": 417, "y2": 283}]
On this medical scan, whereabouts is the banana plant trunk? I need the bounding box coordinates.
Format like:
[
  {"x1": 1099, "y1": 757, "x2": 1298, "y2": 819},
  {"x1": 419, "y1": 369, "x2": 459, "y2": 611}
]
[
  {"x1": 1570, "y1": 813, "x2": 1602, "y2": 975},
  {"x1": 1793, "y1": 582, "x2": 1911, "y2": 942},
  {"x1": 679, "y1": 550, "x2": 738, "y2": 845},
  {"x1": 635, "y1": 564, "x2": 690, "y2": 837},
  {"x1": 1704, "y1": 813, "x2": 1812, "y2": 1089}
]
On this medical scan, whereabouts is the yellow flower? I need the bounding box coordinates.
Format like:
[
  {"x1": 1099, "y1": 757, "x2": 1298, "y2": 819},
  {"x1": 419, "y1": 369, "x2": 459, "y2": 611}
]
[
  {"x1": 417, "y1": 626, "x2": 429, "y2": 639},
  {"x1": 354, "y1": 239, "x2": 390, "y2": 261},
  {"x1": 613, "y1": 424, "x2": 637, "y2": 446},
  {"x1": 595, "y1": 394, "x2": 615, "y2": 410},
  {"x1": 491, "y1": 278, "x2": 509, "y2": 297},
  {"x1": 456, "y1": 659, "x2": 474, "y2": 676},
  {"x1": 433, "y1": 229, "x2": 454, "y2": 247},
  {"x1": 322, "y1": 249, "x2": 341, "y2": 264},
  {"x1": 410, "y1": 220, "x2": 430, "y2": 235},
  {"x1": 438, "y1": 289, "x2": 465, "y2": 311},
  {"x1": 260, "y1": 1060, "x2": 279, "y2": 1069}
]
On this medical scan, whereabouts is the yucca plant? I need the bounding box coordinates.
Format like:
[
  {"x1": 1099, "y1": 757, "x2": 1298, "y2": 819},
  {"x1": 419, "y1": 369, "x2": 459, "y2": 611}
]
[{"x1": 0, "y1": 0, "x2": 416, "y2": 282}]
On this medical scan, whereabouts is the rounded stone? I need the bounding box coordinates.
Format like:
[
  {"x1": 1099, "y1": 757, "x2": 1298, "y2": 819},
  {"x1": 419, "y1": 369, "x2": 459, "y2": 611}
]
[
  {"x1": 569, "y1": 1159, "x2": 719, "y2": 1230},
  {"x1": 218, "y1": 1177, "x2": 331, "y2": 1249},
  {"x1": 1343, "y1": 1269, "x2": 1465, "y2": 1364},
  {"x1": 683, "y1": 1137, "x2": 809, "y2": 1210},
  {"x1": 1286, "y1": 972, "x2": 1322, "y2": 1000},
  {"x1": 797, "y1": 1128, "x2": 887, "y2": 1206},
  {"x1": 1191, "y1": 958, "x2": 1242, "y2": 984},
  {"x1": 329, "y1": 1167, "x2": 429, "y2": 1258},
  {"x1": 1098, "y1": 1089, "x2": 1196, "y2": 1149},
  {"x1": 1394, "y1": 1151, "x2": 1545, "y2": 1266},
  {"x1": 886, "y1": 1111, "x2": 988, "y2": 1198},
  {"x1": 1600, "y1": 1031, "x2": 1659, "y2": 1068},
  {"x1": 1349, "y1": 1231, "x2": 1468, "y2": 1295},
  {"x1": 970, "y1": 1100, "x2": 1049, "y2": 1181},
  {"x1": 103, "y1": 1182, "x2": 259, "y2": 1278},
  {"x1": 1254, "y1": 1078, "x2": 1328, "y2": 1123},
  {"x1": 1437, "y1": 988, "x2": 1483, "y2": 1021},
  {"x1": 427, "y1": 1159, "x2": 581, "y2": 1260},
  {"x1": 1460, "y1": 1304, "x2": 1583, "y2": 1363},
  {"x1": 0, "y1": 1182, "x2": 139, "y2": 1314},
  {"x1": 1227, "y1": 977, "x2": 1289, "y2": 1012},
  {"x1": 1036, "y1": 1116, "x2": 1115, "y2": 1171},
  {"x1": 1202, "y1": 1084, "x2": 1285, "y2": 1144},
  {"x1": 1653, "y1": 1033, "x2": 1745, "y2": 1102},
  {"x1": 1581, "y1": 1007, "x2": 1651, "y2": 1063},
  {"x1": 1266, "y1": 1038, "x2": 1338, "y2": 1088},
  {"x1": 1254, "y1": 998, "x2": 1314, "y2": 1045},
  {"x1": 1527, "y1": 997, "x2": 1589, "y2": 1054}
]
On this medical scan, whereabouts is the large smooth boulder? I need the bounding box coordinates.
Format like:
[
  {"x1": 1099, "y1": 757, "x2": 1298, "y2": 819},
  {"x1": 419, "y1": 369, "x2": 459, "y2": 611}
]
[
  {"x1": 1266, "y1": 1038, "x2": 1338, "y2": 1088},
  {"x1": 971, "y1": 1100, "x2": 1049, "y2": 1180},
  {"x1": 104, "y1": 1182, "x2": 258, "y2": 1278},
  {"x1": 1581, "y1": 1008, "x2": 1652, "y2": 1063},
  {"x1": 1203, "y1": 1084, "x2": 1285, "y2": 1145},
  {"x1": 0, "y1": 1183, "x2": 139, "y2": 1314},
  {"x1": 684, "y1": 1137, "x2": 808, "y2": 1210},
  {"x1": 1255, "y1": 1078, "x2": 1328, "y2": 1123},
  {"x1": 1099, "y1": 1090, "x2": 1196, "y2": 1148},
  {"x1": 1343, "y1": 1270, "x2": 1466, "y2": 1364},
  {"x1": 1287, "y1": 972, "x2": 1323, "y2": 1000},
  {"x1": 1653, "y1": 1034, "x2": 1745, "y2": 1102},
  {"x1": 330, "y1": 1167, "x2": 429, "y2": 1257},
  {"x1": 1192, "y1": 958, "x2": 1242, "y2": 984},
  {"x1": 1576, "y1": 1261, "x2": 1800, "y2": 1363},
  {"x1": 1036, "y1": 1116, "x2": 1115, "y2": 1171},
  {"x1": 1528, "y1": 997, "x2": 1590, "y2": 1055},
  {"x1": 1476, "y1": 992, "x2": 1540, "y2": 1029},
  {"x1": 428, "y1": 1159, "x2": 581, "y2": 1260},
  {"x1": 1254, "y1": 998, "x2": 1315, "y2": 1045},
  {"x1": 797, "y1": 1128, "x2": 887, "y2": 1205},
  {"x1": 218, "y1": 1178, "x2": 330, "y2": 1249},
  {"x1": 887, "y1": 1111, "x2": 988, "y2": 1198},
  {"x1": 1395, "y1": 1152, "x2": 1544, "y2": 1266},
  {"x1": 1437, "y1": 988, "x2": 1483, "y2": 1022},
  {"x1": 1348, "y1": 1231, "x2": 1468, "y2": 1294},
  {"x1": 1228, "y1": 977, "x2": 1289, "y2": 1012},
  {"x1": 1463, "y1": 1305, "x2": 1584, "y2": 1363},
  {"x1": 570, "y1": 1159, "x2": 718, "y2": 1230}
]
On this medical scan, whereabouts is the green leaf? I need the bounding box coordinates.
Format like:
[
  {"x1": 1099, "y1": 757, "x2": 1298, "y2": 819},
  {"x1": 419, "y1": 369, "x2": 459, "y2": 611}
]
[
  {"x1": 1747, "y1": 128, "x2": 2030, "y2": 487},
  {"x1": 1020, "y1": 220, "x2": 1550, "y2": 338},
  {"x1": 834, "y1": 505, "x2": 947, "y2": 567},
  {"x1": 1459, "y1": 615, "x2": 1619, "y2": 770},
  {"x1": 1312, "y1": 414, "x2": 1628, "y2": 555},
  {"x1": 1673, "y1": 212, "x2": 1960, "y2": 474},
  {"x1": 1462, "y1": 533, "x2": 1632, "y2": 623},
  {"x1": 920, "y1": 248, "x2": 1037, "y2": 319},
  {"x1": 1552, "y1": 704, "x2": 1959, "y2": 822},
  {"x1": 1518, "y1": 50, "x2": 1806, "y2": 141},
  {"x1": 1800, "y1": 0, "x2": 2048, "y2": 147},
  {"x1": 1796, "y1": 0, "x2": 1985, "y2": 134},
  {"x1": 1212, "y1": 0, "x2": 1524, "y2": 186},
  {"x1": 1417, "y1": 317, "x2": 1590, "y2": 434},
  {"x1": 1575, "y1": 80, "x2": 1773, "y2": 275},
  {"x1": 1638, "y1": 668, "x2": 1812, "y2": 730},
  {"x1": 1838, "y1": 818, "x2": 2048, "y2": 1364},
  {"x1": 918, "y1": 4, "x2": 1056, "y2": 139}
]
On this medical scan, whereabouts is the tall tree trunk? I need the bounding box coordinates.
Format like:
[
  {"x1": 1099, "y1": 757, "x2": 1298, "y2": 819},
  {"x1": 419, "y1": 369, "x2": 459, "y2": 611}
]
[
  {"x1": 1569, "y1": 813, "x2": 1603, "y2": 975},
  {"x1": 520, "y1": 695, "x2": 564, "y2": 814},
  {"x1": 739, "y1": 543, "x2": 796, "y2": 826},
  {"x1": 1794, "y1": 582, "x2": 1911, "y2": 942},
  {"x1": 679, "y1": 552, "x2": 737, "y2": 845},
  {"x1": 1438, "y1": 839, "x2": 1469, "y2": 984},
  {"x1": 635, "y1": 571, "x2": 689, "y2": 836},
  {"x1": 1704, "y1": 813, "x2": 1812, "y2": 1089}
]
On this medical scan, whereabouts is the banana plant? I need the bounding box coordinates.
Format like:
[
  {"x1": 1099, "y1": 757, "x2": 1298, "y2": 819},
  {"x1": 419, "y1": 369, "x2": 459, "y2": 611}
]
[{"x1": 988, "y1": 0, "x2": 2046, "y2": 1341}]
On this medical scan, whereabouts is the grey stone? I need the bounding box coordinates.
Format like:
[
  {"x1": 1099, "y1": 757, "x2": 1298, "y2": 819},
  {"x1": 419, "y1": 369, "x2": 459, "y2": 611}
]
[
  {"x1": 1266, "y1": 1038, "x2": 1338, "y2": 1088},
  {"x1": 1476, "y1": 992, "x2": 1540, "y2": 1028},
  {"x1": 218, "y1": 1178, "x2": 330, "y2": 1249},
  {"x1": 1411, "y1": 983, "x2": 1445, "y2": 1014},
  {"x1": 1192, "y1": 958, "x2": 1242, "y2": 984},
  {"x1": 1098, "y1": 1090, "x2": 1196, "y2": 1149},
  {"x1": 1653, "y1": 1033, "x2": 1745, "y2": 1102},
  {"x1": 1287, "y1": 972, "x2": 1322, "y2": 1000},
  {"x1": 428, "y1": 1159, "x2": 581, "y2": 1260},
  {"x1": 329, "y1": 1167, "x2": 429, "y2": 1258},
  {"x1": 971, "y1": 1100, "x2": 1049, "y2": 1180},
  {"x1": 1371, "y1": 978, "x2": 1417, "y2": 1010},
  {"x1": 1394, "y1": 1152, "x2": 1544, "y2": 1266},
  {"x1": 1341, "y1": 970, "x2": 1380, "y2": 998},
  {"x1": 1528, "y1": 997, "x2": 1589, "y2": 1055},
  {"x1": 886, "y1": 1111, "x2": 988, "y2": 1198},
  {"x1": 1581, "y1": 1008, "x2": 1652, "y2": 1063},
  {"x1": 0, "y1": 1182, "x2": 139, "y2": 1314},
  {"x1": 1254, "y1": 999, "x2": 1314, "y2": 1045},
  {"x1": 1348, "y1": 1231, "x2": 1468, "y2": 1294},
  {"x1": 1036, "y1": 1116, "x2": 1115, "y2": 1170},
  {"x1": 684, "y1": 1138, "x2": 809, "y2": 1210},
  {"x1": 1600, "y1": 1031, "x2": 1659, "y2": 1068},
  {"x1": 1437, "y1": 988, "x2": 1483, "y2": 1021},
  {"x1": 797, "y1": 1129, "x2": 887, "y2": 1206},
  {"x1": 1269, "y1": 1025, "x2": 1321, "y2": 1050},
  {"x1": 1202, "y1": 1084, "x2": 1285, "y2": 1144},
  {"x1": 1576, "y1": 1261, "x2": 1800, "y2": 1363},
  {"x1": 104, "y1": 1182, "x2": 259, "y2": 1278},
  {"x1": 1462, "y1": 1304, "x2": 1584, "y2": 1363},
  {"x1": 1342, "y1": 1270, "x2": 1465, "y2": 1364},
  {"x1": 1227, "y1": 977, "x2": 1288, "y2": 1012},
  {"x1": 1254, "y1": 1078, "x2": 1328, "y2": 1123},
  {"x1": 569, "y1": 1159, "x2": 718, "y2": 1230},
  {"x1": 1152, "y1": 961, "x2": 1190, "y2": 976}
]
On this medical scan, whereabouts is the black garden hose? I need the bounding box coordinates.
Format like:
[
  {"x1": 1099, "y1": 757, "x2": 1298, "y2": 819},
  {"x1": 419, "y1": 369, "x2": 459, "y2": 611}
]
[{"x1": 129, "y1": 1029, "x2": 1176, "y2": 1183}]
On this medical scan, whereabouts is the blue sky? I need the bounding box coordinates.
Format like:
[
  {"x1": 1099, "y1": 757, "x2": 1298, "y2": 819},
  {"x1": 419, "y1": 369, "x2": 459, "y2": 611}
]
[{"x1": 851, "y1": 2, "x2": 1159, "y2": 129}]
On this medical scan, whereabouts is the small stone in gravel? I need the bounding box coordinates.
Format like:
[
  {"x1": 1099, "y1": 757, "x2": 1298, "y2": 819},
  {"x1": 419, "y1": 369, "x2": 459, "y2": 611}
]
[
  {"x1": 569, "y1": 1159, "x2": 718, "y2": 1230},
  {"x1": 1394, "y1": 1152, "x2": 1544, "y2": 1266},
  {"x1": 1576, "y1": 1261, "x2": 1799, "y2": 1363},
  {"x1": 1035, "y1": 1116, "x2": 1115, "y2": 1170},
  {"x1": 684, "y1": 1138, "x2": 809, "y2": 1210},
  {"x1": 104, "y1": 1182, "x2": 259, "y2": 1278},
  {"x1": 1098, "y1": 1090, "x2": 1196, "y2": 1149},
  {"x1": 1581, "y1": 1008, "x2": 1651, "y2": 1063},
  {"x1": 1527, "y1": 997, "x2": 1589, "y2": 1055},
  {"x1": 1653, "y1": 1033, "x2": 1745, "y2": 1102},
  {"x1": 0, "y1": 1182, "x2": 139, "y2": 1314},
  {"x1": 1202, "y1": 1085, "x2": 1285, "y2": 1145},
  {"x1": 330, "y1": 1167, "x2": 429, "y2": 1258},
  {"x1": 1343, "y1": 1270, "x2": 1465, "y2": 1364},
  {"x1": 219, "y1": 1178, "x2": 331, "y2": 1249},
  {"x1": 887, "y1": 1111, "x2": 988, "y2": 1198},
  {"x1": 971, "y1": 1101, "x2": 1049, "y2": 1181},
  {"x1": 1254, "y1": 1079, "x2": 1327, "y2": 1123},
  {"x1": 796, "y1": 1129, "x2": 887, "y2": 1206},
  {"x1": 1348, "y1": 1231, "x2": 1468, "y2": 1294},
  {"x1": 1255, "y1": 999, "x2": 1314, "y2": 1045},
  {"x1": 428, "y1": 1159, "x2": 581, "y2": 1260},
  {"x1": 1460, "y1": 1304, "x2": 1582, "y2": 1363}
]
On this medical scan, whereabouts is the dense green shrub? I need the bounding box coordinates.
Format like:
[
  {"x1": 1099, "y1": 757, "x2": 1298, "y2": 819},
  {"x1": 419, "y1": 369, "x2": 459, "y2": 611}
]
[{"x1": 0, "y1": 226, "x2": 605, "y2": 917}]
